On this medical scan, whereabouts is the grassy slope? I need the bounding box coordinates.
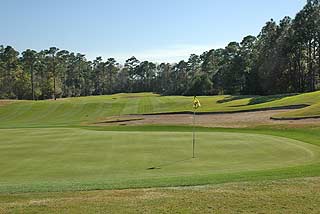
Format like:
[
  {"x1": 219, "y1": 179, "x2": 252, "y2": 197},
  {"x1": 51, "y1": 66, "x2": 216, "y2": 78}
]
[{"x1": 1, "y1": 91, "x2": 320, "y2": 128}]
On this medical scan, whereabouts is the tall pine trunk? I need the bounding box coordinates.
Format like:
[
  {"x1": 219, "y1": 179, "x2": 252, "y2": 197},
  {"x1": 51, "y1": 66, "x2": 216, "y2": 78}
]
[
  {"x1": 31, "y1": 65, "x2": 34, "y2": 100},
  {"x1": 53, "y1": 75, "x2": 56, "y2": 100}
]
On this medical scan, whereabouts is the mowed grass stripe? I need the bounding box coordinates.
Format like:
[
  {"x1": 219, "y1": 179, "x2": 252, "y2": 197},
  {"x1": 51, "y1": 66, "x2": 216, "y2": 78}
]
[
  {"x1": 155, "y1": 96, "x2": 190, "y2": 113},
  {"x1": 0, "y1": 101, "x2": 35, "y2": 122},
  {"x1": 121, "y1": 96, "x2": 141, "y2": 115},
  {"x1": 20, "y1": 102, "x2": 71, "y2": 124},
  {"x1": 138, "y1": 96, "x2": 153, "y2": 113},
  {"x1": 150, "y1": 95, "x2": 167, "y2": 113},
  {"x1": 84, "y1": 102, "x2": 110, "y2": 122}
]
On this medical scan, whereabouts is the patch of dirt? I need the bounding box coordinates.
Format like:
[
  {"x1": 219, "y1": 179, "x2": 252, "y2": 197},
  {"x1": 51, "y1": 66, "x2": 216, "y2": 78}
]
[
  {"x1": 0, "y1": 100, "x2": 13, "y2": 107},
  {"x1": 97, "y1": 109, "x2": 320, "y2": 128}
]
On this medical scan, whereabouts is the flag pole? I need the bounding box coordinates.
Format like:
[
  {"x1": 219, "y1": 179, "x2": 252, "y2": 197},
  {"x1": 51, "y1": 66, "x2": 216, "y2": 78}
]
[
  {"x1": 192, "y1": 109, "x2": 196, "y2": 158},
  {"x1": 192, "y1": 96, "x2": 200, "y2": 158}
]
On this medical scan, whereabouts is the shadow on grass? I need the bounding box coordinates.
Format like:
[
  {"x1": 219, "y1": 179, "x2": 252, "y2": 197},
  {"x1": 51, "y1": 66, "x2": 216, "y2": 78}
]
[
  {"x1": 217, "y1": 95, "x2": 251, "y2": 104},
  {"x1": 248, "y1": 93, "x2": 298, "y2": 105},
  {"x1": 225, "y1": 93, "x2": 299, "y2": 107},
  {"x1": 147, "y1": 157, "x2": 194, "y2": 170},
  {"x1": 95, "y1": 117, "x2": 144, "y2": 124}
]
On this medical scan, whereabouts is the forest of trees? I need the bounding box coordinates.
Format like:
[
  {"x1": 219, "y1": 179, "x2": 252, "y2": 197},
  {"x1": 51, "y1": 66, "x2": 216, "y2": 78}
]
[{"x1": 1, "y1": 0, "x2": 320, "y2": 100}]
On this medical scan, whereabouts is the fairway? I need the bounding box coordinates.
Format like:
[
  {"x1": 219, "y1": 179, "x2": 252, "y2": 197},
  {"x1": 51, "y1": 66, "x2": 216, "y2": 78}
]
[
  {"x1": 2, "y1": 91, "x2": 320, "y2": 128},
  {"x1": 1, "y1": 128, "x2": 319, "y2": 193}
]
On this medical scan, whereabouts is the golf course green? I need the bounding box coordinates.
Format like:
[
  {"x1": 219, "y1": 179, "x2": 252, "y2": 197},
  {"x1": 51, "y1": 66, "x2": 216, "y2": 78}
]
[
  {"x1": 1, "y1": 92, "x2": 320, "y2": 194},
  {"x1": 1, "y1": 93, "x2": 320, "y2": 213},
  {"x1": 3, "y1": 1, "x2": 320, "y2": 212},
  {"x1": 0, "y1": 127, "x2": 319, "y2": 193}
]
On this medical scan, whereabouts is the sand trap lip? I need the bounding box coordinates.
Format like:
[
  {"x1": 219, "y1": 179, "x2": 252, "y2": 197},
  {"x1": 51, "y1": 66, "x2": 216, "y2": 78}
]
[{"x1": 271, "y1": 115, "x2": 320, "y2": 120}]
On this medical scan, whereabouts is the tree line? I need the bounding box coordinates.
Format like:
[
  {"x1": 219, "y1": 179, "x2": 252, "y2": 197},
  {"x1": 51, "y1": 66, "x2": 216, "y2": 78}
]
[{"x1": 1, "y1": 0, "x2": 320, "y2": 100}]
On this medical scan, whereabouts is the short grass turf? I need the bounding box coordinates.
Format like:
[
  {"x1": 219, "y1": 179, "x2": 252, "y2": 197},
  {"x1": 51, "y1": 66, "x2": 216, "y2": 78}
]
[
  {"x1": 2, "y1": 91, "x2": 320, "y2": 128},
  {"x1": 0, "y1": 127, "x2": 320, "y2": 193},
  {"x1": 1, "y1": 177, "x2": 319, "y2": 214}
]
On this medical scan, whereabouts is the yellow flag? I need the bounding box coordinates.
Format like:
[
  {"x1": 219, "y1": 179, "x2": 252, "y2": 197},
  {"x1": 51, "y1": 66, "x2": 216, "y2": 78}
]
[{"x1": 193, "y1": 96, "x2": 201, "y2": 109}]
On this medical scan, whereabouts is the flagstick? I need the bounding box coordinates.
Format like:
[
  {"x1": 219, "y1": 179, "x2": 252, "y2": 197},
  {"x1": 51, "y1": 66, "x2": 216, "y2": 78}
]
[{"x1": 192, "y1": 109, "x2": 196, "y2": 158}]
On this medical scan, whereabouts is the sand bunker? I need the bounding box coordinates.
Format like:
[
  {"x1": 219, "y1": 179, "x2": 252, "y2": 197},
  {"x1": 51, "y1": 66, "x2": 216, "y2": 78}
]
[{"x1": 96, "y1": 109, "x2": 320, "y2": 128}]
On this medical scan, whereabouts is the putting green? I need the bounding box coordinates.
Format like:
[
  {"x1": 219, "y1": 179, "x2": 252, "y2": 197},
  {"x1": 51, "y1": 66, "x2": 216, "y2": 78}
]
[{"x1": 0, "y1": 128, "x2": 319, "y2": 193}]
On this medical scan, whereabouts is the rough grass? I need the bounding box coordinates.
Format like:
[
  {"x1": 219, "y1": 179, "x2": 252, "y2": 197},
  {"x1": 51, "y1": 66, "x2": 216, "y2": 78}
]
[
  {"x1": 1, "y1": 177, "x2": 319, "y2": 214},
  {"x1": 2, "y1": 91, "x2": 320, "y2": 128}
]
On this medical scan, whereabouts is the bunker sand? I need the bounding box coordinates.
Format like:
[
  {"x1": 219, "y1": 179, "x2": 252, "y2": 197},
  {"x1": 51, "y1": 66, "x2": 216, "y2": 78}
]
[{"x1": 98, "y1": 109, "x2": 320, "y2": 128}]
